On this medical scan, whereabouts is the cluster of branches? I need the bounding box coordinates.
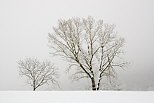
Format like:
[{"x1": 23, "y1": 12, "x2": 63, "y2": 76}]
[
  {"x1": 48, "y1": 16, "x2": 127, "y2": 90},
  {"x1": 18, "y1": 58, "x2": 58, "y2": 91}
]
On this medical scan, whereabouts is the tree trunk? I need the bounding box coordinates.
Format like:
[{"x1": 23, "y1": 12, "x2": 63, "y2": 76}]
[
  {"x1": 91, "y1": 78, "x2": 97, "y2": 90},
  {"x1": 33, "y1": 87, "x2": 36, "y2": 91},
  {"x1": 33, "y1": 80, "x2": 36, "y2": 91},
  {"x1": 97, "y1": 78, "x2": 101, "y2": 90}
]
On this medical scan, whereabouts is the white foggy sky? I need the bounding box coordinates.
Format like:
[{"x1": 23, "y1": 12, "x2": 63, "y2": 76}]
[{"x1": 0, "y1": 0, "x2": 154, "y2": 90}]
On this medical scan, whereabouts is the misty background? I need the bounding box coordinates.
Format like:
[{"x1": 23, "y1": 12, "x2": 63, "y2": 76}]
[{"x1": 0, "y1": 0, "x2": 154, "y2": 90}]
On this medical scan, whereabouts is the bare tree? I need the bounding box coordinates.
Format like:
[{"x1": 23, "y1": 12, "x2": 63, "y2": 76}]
[
  {"x1": 18, "y1": 58, "x2": 58, "y2": 91},
  {"x1": 48, "y1": 16, "x2": 127, "y2": 90}
]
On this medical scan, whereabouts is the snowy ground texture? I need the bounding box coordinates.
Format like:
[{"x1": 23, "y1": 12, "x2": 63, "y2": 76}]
[{"x1": 0, "y1": 91, "x2": 154, "y2": 103}]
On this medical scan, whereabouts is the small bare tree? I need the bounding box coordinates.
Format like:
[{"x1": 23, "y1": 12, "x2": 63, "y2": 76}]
[
  {"x1": 18, "y1": 58, "x2": 58, "y2": 91},
  {"x1": 48, "y1": 17, "x2": 127, "y2": 90}
]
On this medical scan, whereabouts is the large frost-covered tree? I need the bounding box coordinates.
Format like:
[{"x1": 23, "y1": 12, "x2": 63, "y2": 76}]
[{"x1": 48, "y1": 17, "x2": 127, "y2": 90}]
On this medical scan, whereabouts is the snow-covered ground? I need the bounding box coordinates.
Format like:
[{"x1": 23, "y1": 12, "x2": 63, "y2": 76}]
[{"x1": 0, "y1": 91, "x2": 154, "y2": 103}]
